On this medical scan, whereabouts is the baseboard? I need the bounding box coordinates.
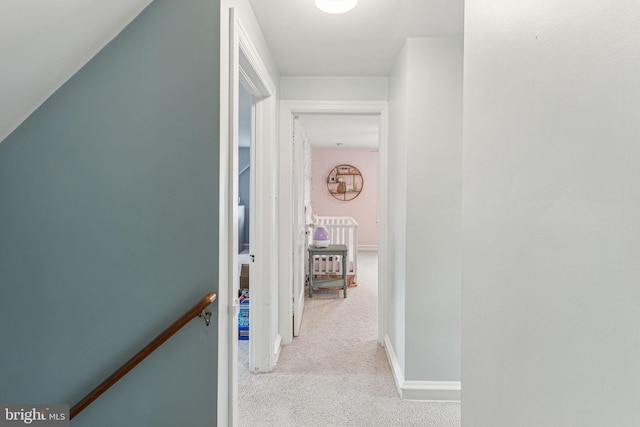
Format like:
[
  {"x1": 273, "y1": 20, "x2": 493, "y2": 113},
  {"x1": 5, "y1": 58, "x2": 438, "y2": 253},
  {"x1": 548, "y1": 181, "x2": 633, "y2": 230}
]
[
  {"x1": 383, "y1": 334, "x2": 461, "y2": 401},
  {"x1": 273, "y1": 334, "x2": 282, "y2": 366},
  {"x1": 383, "y1": 334, "x2": 404, "y2": 397},
  {"x1": 357, "y1": 245, "x2": 378, "y2": 252},
  {"x1": 402, "y1": 380, "x2": 461, "y2": 401}
]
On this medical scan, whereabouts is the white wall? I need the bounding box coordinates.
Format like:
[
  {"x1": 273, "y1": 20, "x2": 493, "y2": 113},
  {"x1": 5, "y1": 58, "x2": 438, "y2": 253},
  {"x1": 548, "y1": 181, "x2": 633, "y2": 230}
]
[
  {"x1": 387, "y1": 37, "x2": 463, "y2": 396},
  {"x1": 281, "y1": 76, "x2": 388, "y2": 101},
  {"x1": 405, "y1": 38, "x2": 462, "y2": 381},
  {"x1": 463, "y1": 1, "x2": 640, "y2": 425},
  {"x1": 387, "y1": 41, "x2": 409, "y2": 376}
]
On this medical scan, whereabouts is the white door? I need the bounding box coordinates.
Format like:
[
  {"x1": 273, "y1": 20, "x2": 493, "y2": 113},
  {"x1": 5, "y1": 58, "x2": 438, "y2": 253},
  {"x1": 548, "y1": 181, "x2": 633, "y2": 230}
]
[{"x1": 292, "y1": 117, "x2": 306, "y2": 336}]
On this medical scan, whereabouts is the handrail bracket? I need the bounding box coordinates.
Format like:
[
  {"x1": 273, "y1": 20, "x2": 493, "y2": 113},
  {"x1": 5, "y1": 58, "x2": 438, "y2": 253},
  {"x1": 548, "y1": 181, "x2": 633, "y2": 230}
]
[{"x1": 198, "y1": 310, "x2": 213, "y2": 326}]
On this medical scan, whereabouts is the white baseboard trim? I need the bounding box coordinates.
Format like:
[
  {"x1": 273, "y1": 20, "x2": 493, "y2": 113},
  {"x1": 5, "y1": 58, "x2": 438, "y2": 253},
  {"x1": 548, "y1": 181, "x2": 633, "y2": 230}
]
[
  {"x1": 383, "y1": 334, "x2": 461, "y2": 401},
  {"x1": 402, "y1": 380, "x2": 461, "y2": 401},
  {"x1": 383, "y1": 334, "x2": 404, "y2": 396},
  {"x1": 273, "y1": 334, "x2": 282, "y2": 366},
  {"x1": 357, "y1": 245, "x2": 378, "y2": 252}
]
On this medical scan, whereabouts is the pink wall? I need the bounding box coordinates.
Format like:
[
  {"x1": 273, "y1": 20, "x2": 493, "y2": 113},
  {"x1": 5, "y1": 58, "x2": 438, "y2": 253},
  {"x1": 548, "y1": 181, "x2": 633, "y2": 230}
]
[{"x1": 311, "y1": 147, "x2": 378, "y2": 246}]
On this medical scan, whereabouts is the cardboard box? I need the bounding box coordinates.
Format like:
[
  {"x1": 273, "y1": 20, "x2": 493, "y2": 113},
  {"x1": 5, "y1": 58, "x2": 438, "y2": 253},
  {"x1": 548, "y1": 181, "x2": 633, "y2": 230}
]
[{"x1": 240, "y1": 264, "x2": 250, "y2": 289}]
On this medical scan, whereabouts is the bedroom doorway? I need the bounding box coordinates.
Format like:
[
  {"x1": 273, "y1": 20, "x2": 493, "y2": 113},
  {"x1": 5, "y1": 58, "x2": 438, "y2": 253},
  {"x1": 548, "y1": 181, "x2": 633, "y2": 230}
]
[
  {"x1": 221, "y1": 9, "x2": 279, "y2": 426},
  {"x1": 279, "y1": 101, "x2": 389, "y2": 347},
  {"x1": 236, "y1": 81, "x2": 252, "y2": 354}
]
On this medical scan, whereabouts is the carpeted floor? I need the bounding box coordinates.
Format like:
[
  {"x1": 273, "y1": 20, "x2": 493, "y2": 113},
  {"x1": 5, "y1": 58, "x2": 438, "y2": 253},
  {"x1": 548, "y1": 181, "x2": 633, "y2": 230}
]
[{"x1": 238, "y1": 251, "x2": 461, "y2": 427}]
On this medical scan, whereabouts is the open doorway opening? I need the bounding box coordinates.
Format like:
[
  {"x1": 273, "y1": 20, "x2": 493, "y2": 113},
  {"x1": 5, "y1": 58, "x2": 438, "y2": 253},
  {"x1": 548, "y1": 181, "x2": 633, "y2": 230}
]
[
  {"x1": 278, "y1": 101, "x2": 389, "y2": 348},
  {"x1": 237, "y1": 81, "x2": 252, "y2": 357},
  {"x1": 298, "y1": 112, "x2": 380, "y2": 328},
  {"x1": 220, "y1": 10, "x2": 279, "y2": 426},
  {"x1": 237, "y1": 102, "x2": 390, "y2": 424},
  {"x1": 295, "y1": 113, "x2": 380, "y2": 332}
]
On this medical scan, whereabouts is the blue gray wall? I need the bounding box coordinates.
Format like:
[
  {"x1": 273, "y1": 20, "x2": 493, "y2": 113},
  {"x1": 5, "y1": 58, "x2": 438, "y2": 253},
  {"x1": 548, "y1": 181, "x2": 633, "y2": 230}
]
[
  {"x1": 0, "y1": 0, "x2": 220, "y2": 425},
  {"x1": 238, "y1": 83, "x2": 252, "y2": 249},
  {"x1": 239, "y1": 147, "x2": 251, "y2": 249}
]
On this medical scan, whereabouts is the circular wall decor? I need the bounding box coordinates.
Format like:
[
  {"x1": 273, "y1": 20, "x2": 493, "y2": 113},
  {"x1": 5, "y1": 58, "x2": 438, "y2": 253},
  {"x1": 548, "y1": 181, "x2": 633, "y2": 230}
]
[{"x1": 327, "y1": 164, "x2": 364, "y2": 201}]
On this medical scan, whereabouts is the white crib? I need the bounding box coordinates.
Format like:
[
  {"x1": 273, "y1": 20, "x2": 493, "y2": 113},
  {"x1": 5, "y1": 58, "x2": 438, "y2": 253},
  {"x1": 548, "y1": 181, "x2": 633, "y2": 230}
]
[{"x1": 309, "y1": 216, "x2": 359, "y2": 285}]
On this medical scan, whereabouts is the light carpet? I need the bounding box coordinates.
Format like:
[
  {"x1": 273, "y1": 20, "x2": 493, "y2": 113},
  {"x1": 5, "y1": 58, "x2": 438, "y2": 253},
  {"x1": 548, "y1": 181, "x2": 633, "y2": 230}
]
[{"x1": 238, "y1": 251, "x2": 461, "y2": 427}]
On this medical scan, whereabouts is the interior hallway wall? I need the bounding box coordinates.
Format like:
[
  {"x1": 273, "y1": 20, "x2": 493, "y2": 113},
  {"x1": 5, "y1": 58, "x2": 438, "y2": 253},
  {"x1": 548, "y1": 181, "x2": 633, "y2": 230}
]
[
  {"x1": 0, "y1": 0, "x2": 220, "y2": 425},
  {"x1": 387, "y1": 43, "x2": 409, "y2": 377},
  {"x1": 388, "y1": 37, "x2": 463, "y2": 387},
  {"x1": 463, "y1": 1, "x2": 640, "y2": 425}
]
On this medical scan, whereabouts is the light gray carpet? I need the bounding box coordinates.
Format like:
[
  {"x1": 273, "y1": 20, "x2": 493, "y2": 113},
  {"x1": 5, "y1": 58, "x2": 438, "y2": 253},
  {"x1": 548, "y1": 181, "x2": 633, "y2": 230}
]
[{"x1": 238, "y1": 252, "x2": 461, "y2": 427}]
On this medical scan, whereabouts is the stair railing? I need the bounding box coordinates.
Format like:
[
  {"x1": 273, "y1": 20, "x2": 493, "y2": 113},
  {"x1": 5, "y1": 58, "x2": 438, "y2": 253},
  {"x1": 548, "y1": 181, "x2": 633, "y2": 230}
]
[{"x1": 70, "y1": 292, "x2": 217, "y2": 419}]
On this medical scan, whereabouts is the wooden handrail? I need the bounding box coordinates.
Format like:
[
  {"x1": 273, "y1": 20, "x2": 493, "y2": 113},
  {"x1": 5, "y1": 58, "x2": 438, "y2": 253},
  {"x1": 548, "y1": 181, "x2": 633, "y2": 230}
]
[{"x1": 70, "y1": 292, "x2": 216, "y2": 419}]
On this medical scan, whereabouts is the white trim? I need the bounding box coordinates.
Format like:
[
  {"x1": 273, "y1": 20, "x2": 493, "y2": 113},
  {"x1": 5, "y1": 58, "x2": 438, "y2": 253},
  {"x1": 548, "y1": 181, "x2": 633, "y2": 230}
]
[
  {"x1": 237, "y1": 22, "x2": 273, "y2": 97},
  {"x1": 383, "y1": 334, "x2": 404, "y2": 396},
  {"x1": 217, "y1": 6, "x2": 236, "y2": 426},
  {"x1": 235, "y1": 12, "x2": 279, "y2": 375},
  {"x1": 273, "y1": 333, "x2": 282, "y2": 358},
  {"x1": 278, "y1": 108, "x2": 294, "y2": 345},
  {"x1": 376, "y1": 107, "x2": 389, "y2": 347},
  {"x1": 291, "y1": 117, "x2": 307, "y2": 337},
  {"x1": 384, "y1": 335, "x2": 461, "y2": 401},
  {"x1": 402, "y1": 381, "x2": 461, "y2": 401},
  {"x1": 358, "y1": 245, "x2": 378, "y2": 252},
  {"x1": 219, "y1": 7, "x2": 279, "y2": 426}
]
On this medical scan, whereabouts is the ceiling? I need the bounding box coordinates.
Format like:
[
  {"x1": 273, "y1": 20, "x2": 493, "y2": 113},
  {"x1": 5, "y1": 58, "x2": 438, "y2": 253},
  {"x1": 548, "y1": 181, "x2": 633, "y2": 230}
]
[
  {"x1": 0, "y1": 0, "x2": 462, "y2": 146},
  {"x1": 248, "y1": 0, "x2": 464, "y2": 76},
  {"x1": 249, "y1": 0, "x2": 463, "y2": 148},
  {"x1": 300, "y1": 114, "x2": 379, "y2": 148}
]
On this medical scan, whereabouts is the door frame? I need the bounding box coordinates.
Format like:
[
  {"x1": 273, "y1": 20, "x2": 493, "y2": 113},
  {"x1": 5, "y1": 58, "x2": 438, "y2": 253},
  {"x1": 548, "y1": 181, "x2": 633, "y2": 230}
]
[
  {"x1": 291, "y1": 116, "x2": 307, "y2": 337},
  {"x1": 219, "y1": 9, "x2": 278, "y2": 427},
  {"x1": 236, "y1": 13, "x2": 280, "y2": 376},
  {"x1": 278, "y1": 100, "x2": 389, "y2": 346}
]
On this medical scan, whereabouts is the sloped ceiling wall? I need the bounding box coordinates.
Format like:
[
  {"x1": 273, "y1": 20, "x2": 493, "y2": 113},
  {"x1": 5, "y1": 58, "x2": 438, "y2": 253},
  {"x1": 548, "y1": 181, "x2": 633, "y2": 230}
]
[{"x1": 0, "y1": 0, "x2": 152, "y2": 143}]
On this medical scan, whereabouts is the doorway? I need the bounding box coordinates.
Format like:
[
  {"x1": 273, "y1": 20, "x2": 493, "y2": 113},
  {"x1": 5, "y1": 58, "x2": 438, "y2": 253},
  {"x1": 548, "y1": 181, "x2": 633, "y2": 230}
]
[
  {"x1": 295, "y1": 113, "x2": 380, "y2": 332},
  {"x1": 278, "y1": 101, "x2": 389, "y2": 347},
  {"x1": 237, "y1": 81, "x2": 252, "y2": 355},
  {"x1": 220, "y1": 9, "x2": 279, "y2": 427}
]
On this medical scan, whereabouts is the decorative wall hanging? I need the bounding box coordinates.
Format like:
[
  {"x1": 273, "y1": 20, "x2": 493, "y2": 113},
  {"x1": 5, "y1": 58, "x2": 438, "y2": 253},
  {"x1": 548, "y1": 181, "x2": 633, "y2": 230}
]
[{"x1": 326, "y1": 164, "x2": 363, "y2": 201}]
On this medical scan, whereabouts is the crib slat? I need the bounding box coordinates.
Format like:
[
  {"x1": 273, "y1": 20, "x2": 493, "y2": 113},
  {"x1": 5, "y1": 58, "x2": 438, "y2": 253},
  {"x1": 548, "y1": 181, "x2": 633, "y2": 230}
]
[{"x1": 312, "y1": 216, "x2": 358, "y2": 283}]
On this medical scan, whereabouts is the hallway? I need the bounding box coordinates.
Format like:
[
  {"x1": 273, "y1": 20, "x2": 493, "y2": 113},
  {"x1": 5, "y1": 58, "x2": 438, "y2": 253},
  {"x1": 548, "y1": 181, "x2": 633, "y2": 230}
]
[{"x1": 238, "y1": 252, "x2": 461, "y2": 426}]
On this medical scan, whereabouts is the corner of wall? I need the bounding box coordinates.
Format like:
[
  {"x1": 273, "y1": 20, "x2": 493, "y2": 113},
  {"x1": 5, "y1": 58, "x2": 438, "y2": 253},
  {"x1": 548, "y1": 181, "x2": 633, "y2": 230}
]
[
  {"x1": 383, "y1": 334, "x2": 405, "y2": 397},
  {"x1": 384, "y1": 334, "x2": 461, "y2": 401}
]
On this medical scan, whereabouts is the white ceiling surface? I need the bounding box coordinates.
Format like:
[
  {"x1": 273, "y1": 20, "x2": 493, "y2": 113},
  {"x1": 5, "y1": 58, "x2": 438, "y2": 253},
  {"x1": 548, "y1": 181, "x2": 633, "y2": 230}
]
[
  {"x1": 250, "y1": 0, "x2": 462, "y2": 148},
  {"x1": 0, "y1": 0, "x2": 463, "y2": 145},
  {"x1": 300, "y1": 114, "x2": 379, "y2": 148},
  {"x1": 248, "y1": 0, "x2": 464, "y2": 76},
  {"x1": 0, "y1": 0, "x2": 151, "y2": 143}
]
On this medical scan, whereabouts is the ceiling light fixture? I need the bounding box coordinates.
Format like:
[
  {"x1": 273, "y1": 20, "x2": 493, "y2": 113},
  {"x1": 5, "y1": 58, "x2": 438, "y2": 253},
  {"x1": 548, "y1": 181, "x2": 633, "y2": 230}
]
[{"x1": 315, "y1": 0, "x2": 358, "y2": 14}]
